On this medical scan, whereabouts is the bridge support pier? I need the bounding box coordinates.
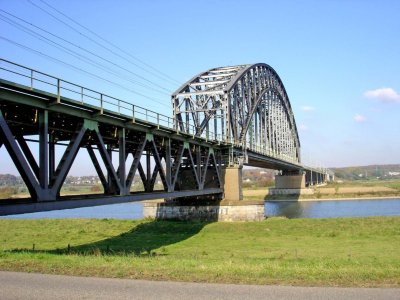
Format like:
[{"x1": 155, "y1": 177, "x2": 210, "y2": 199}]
[
  {"x1": 275, "y1": 173, "x2": 306, "y2": 189},
  {"x1": 269, "y1": 173, "x2": 314, "y2": 196},
  {"x1": 304, "y1": 170, "x2": 328, "y2": 187},
  {"x1": 222, "y1": 166, "x2": 243, "y2": 201},
  {"x1": 143, "y1": 166, "x2": 266, "y2": 221}
]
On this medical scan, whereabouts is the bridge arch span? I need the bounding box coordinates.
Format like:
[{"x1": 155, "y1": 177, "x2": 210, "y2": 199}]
[{"x1": 172, "y1": 63, "x2": 301, "y2": 164}]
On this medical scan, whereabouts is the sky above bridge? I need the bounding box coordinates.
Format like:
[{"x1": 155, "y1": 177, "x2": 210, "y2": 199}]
[{"x1": 0, "y1": 0, "x2": 399, "y2": 174}]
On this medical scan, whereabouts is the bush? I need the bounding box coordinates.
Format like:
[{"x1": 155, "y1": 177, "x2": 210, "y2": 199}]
[
  {"x1": 90, "y1": 185, "x2": 102, "y2": 192},
  {"x1": 0, "y1": 186, "x2": 17, "y2": 198}
]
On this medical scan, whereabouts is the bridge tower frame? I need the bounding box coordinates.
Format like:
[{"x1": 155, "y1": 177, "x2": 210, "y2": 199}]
[{"x1": 172, "y1": 64, "x2": 301, "y2": 166}]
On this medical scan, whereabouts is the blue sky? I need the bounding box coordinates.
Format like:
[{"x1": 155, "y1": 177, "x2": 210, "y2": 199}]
[{"x1": 0, "y1": 0, "x2": 399, "y2": 174}]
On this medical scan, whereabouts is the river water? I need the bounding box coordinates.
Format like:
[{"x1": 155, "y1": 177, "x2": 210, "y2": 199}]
[
  {"x1": 266, "y1": 198, "x2": 400, "y2": 218},
  {"x1": 1, "y1": 198, "x2": 400, "y2": 220}
]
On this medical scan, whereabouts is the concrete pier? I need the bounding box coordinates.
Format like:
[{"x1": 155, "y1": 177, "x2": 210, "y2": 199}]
[
  {"x1": 143, "y1": 200, "x2": 265, "y2": 222},
  {"x1": 142, "y1": 165, "x2": 265, "y2": 222},
  {"x1": 271, "y1": 174, "x2": 311, "y2": 195},
  {"x1": 275, "y1": 174, "x2": 306, "y2": 189},
  {"x1": 223, "y1": 166, "x2": 243, "y2": 201}
]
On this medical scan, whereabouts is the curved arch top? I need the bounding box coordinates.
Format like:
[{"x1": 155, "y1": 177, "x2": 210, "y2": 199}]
[{"x1": 172, "y1": 63, "x2": 301, "y2": 164}]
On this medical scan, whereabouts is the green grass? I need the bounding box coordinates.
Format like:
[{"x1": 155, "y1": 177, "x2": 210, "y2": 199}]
[
  {"x1": 387, "y1": 182, "x2": 400, "y2": 191},
  {"x1": 0, "y1": 217, "x2": 399, "y2": 287}
]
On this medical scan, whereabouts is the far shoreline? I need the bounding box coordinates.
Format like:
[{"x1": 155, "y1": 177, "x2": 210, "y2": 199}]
[{"x1": 266, "y1": 195, "x2": 400, "y2": 202}]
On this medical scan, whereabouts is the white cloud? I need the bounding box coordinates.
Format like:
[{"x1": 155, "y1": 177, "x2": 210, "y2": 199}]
[
  {"x1": 354, "y1": 114, "x2": 366, "y2": 123},
  {"x1": 299, "y1": 123, "x2": 308, "y2": 131},
  {"x1": 301, "y1": 106, "x2": 315, "y2": 112},
  {"x1": 364, "y1": 87, "x2": 400, "y2": 103}
]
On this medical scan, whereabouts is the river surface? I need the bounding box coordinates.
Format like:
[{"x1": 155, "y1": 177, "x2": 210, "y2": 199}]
[
  {"x1": 1, "y1": 198, "x2": 400, "y2": 220},
  {"x1": 265, "y1": 198, "x2": 400, "y2": 219}
]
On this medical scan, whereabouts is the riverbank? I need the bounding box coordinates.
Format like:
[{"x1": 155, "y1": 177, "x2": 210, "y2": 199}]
[
  {"x1": 0, "y1": 217, "x2": 399, "y2": 287},
  {"x1": 243, "y1": 185, "x2": 400, "y2": 202},
  {"x1": 266, "y1": 196, "x2": 400, "y2": 202}
]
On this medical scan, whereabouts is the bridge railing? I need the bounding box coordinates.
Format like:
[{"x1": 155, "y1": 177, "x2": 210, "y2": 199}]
[
  {"x1": 0, "y1": 59, "x2": 224, "y2": 144},
  {"x1": 0, "y1": 58, "x2": 328, "y2": 170}
]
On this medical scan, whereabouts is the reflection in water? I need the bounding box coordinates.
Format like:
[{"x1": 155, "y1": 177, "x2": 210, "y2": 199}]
[{"x1": 266, "y1": 199, "x2": 400, "y2": 219}]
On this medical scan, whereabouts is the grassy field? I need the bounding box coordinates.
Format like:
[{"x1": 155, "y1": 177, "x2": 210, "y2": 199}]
[{"x1": 0, "y1": 217, "x2": 399, "y2": 287}]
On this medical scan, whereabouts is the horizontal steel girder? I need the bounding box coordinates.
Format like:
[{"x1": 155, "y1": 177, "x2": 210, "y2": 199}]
[
  {"x1": 0, "y1": 188, "x2": 223, "y2": 216},
  {"x1": 0, "y1": 82, "x2": 226, "y2": 211}
]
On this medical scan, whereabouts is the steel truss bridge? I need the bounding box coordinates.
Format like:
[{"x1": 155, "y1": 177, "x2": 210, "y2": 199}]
[{"x1": 0, "y1": 59, "x2": 328, "y2": 215}]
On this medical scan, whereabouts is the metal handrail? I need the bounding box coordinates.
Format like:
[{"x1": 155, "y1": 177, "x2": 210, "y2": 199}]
[
  {"x1": 0, "y1": 59, "x2": 330, "y2": 172},
  {"x1": 0, "y1": 58, "x2": 224, "y2": 143}
]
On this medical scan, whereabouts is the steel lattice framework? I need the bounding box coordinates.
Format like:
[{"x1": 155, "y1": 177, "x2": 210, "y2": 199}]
[
  {"x1": 0, "y1": 59, "x2": 331, "y2": 215},
  {"x1": 172, "y1": 64, "x2": 301, "y2": 164}
]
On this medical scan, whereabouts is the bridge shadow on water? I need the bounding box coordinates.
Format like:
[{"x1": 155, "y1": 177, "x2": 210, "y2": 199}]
[
  {"x1": 263, "y1": 192, "x2": 301, "y2": 204},
  {"x1": 263, "y1": 193, "x2": 303, "y2": 219},
  {"x1": 8, "y1": 220, "x2": 212, "y2": 256}
]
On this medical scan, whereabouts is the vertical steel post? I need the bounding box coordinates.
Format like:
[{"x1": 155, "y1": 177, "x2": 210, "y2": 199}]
[
  {"x1": 214, "y1": 110, "x2": 217, "y2": 141},
  {"x1": 185, "y1": 98, "x2": 189, "y2": 133},
  {"x1": 220, "y1": 108, "x2": 224, "y2": 142},
  {"x1": 165, "y1": 138, "x2": 172, "y2": 191},
  {"x1": 146, "y1": 150, "x2": 151, "y2": 191},
  {"x1": 38, "y1": 110, "x2": 49, "y2": 190},
  {"x1": 264, "y1": 96, "x2": 268, "y2": 155},
  {"x1": 268, "y1": 94, "x2": 272, "y2": 155},
  {"x1": 254, "y1": 108, "x2": 258, "y2": 149},
  {"x1": 107, "y1": 144, "x2": 112, "y2": 191},
  {"x1": 224, "y1": 92, "x2": 230, "y2": 144},
  {"x1": 118, "y1": 128, "x2": 126, "y2": 194}
]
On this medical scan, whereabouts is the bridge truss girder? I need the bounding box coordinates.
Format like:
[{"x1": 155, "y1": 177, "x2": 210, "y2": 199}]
[
  {"x1": 0, "y1": 83, "x2": 225, "y2": 213},
  {"x1": 172, "y1": 64, "x2": 301, "y2": 165}
]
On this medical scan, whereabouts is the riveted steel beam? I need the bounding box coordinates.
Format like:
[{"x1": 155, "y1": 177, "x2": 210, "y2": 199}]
[
  {"x1": 0, "y1": 188, "x2": 224, "y2": 216},
  {"x1": 50, "y1": 124, "x2": 86, "y2": 197},
  {"x1": 38, "y1": 110, "x2": 49, "y2": 189},
  {"x1": 0, "y1": 109, "x2": 41, "y2": 200},
  {"x1": 125, "y1": 135, "x2": 147, "y2": 190},
  {"x1": 86, "y1": 145, "x2": 108, "y2": 192},
  {"x1": 16, "y1": 135, "x2": 39, "y2": 179}
]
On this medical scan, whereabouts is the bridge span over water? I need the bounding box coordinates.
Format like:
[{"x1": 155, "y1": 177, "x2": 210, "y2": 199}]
[{"x1": 0, "y1": 59, "x2": 329, "y2": 215}]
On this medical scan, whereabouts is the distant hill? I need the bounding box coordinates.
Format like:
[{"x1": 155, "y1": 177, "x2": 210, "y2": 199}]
[{"x1": 331, "y1": 164, "x2": 400, "y2": 181}]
